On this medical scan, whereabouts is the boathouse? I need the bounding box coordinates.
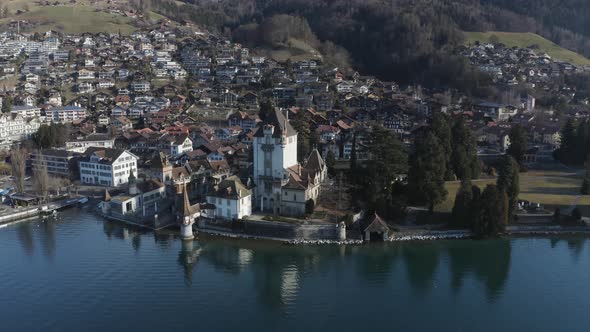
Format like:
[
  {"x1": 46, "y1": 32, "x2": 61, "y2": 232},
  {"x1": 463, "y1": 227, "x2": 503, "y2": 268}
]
[{"x1": 362, "y1": 213, "x2": 390, "y2": 242}]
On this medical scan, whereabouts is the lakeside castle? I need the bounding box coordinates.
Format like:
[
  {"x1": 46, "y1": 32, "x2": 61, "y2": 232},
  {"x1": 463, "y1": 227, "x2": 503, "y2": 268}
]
[{"x1": 252, "y1": 109, "x2": 327, "y2": 217}]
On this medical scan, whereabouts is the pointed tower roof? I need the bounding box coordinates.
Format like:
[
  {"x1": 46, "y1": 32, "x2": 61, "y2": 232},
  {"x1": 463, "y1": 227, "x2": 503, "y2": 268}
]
[
  {"x1": 177, "y1": 184, "x2": 199, "y2": 217},
  {"x1": 254, "y1": 108, "x2": 296, "y2": 138},
  {"x1": 150, "y1": 152, "x2": 170, "y2": 169},
  {"x1": 103, "y1": 188, "x2": 111, "y2": 202},
  {"x1": 305, "y1": 148, "x2": 325, "y2": 172}
]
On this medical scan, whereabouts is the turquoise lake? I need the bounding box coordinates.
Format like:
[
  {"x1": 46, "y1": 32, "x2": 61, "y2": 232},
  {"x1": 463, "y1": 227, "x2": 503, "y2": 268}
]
[{"x1": 1, "y1": 209, "x2": 589, "y2": 331}]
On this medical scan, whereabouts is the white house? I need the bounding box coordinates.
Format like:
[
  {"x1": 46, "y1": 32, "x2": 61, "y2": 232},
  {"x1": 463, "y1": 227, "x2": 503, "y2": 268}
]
[
  {"x1": 205, "y1": 176, "x2": 252, "y2": 220},
  {"x1": 102, "y1": 175, "x2": 166, "y2": 218},
  {"x1": 336, "y1": 81, "x2": 354, "y2": 93},
  {"x1": 131, "y1": 81, "x2": 151, "y2": 93},
  {"x1": 49, "y1": 106, "x2": 87, "y2": 122},
  {"x1": 11, "y1": 105, "x2": 41, "y2": 118},
  {"x1": 0, "y1": 114, "x2": 41, "y2": 142},
  {"x1": 160, "y1": 134, "x2": 193, "y2": 156},
  {"x1": 78, "y1": 69, "x2": 95, "y2": 80},
  {"x1": 79, "y1": 148, "x2": 138, "y2": 186},
  {"x1": 65, "y1": 134, "x2": 114, "y2": 153}
]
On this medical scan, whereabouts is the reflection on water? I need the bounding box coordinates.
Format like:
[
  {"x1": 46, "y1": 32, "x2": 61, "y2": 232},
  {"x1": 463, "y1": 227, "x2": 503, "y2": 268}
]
[
  {"x1": 5, "y1": 211, "x2": 590, "y2": 332},
  {"x1": 550, "y1": 237, "x2": 586, "y2": 261},
  {"x1": 17, "y1": 223, "x2": 34, "y2": 256},
  {"x1": 447, "y1": 239, "x2": 512, "y2": 300},
  {"x1": 10, "y1": 216, "x2": 539, "y2": 305},
  {"x1": 178, "y1": 240, "x2": 201, "y2": 286},
  {"x1": 40, "y1": 220, "x2": 56, "y2": 260},
  {"x1": 403, "y1": 243, "x2": 440, "y2": 293}
]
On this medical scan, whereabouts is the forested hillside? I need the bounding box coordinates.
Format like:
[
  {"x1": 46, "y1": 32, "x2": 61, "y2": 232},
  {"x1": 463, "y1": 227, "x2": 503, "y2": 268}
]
[{"x1": 149, "y1": 0, "x2": 590, "y2": 92}]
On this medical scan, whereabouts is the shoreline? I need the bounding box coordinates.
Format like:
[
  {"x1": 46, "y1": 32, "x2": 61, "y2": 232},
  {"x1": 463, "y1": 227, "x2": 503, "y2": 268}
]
[{"x1": 195, "y1": 224, "x2": 590, "y2": 245}]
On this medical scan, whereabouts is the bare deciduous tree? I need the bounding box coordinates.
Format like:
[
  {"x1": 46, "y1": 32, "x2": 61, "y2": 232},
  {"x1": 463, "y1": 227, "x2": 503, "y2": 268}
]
[
  {"x1": 49, "y1": 177, "x2": 70, "y2": 196},
  {"x1": 33, "y1": 151, "x2": 49, "y2": 202},
  {"x1": 10, "y1": 149, "x2": 27, "y2": 194}
]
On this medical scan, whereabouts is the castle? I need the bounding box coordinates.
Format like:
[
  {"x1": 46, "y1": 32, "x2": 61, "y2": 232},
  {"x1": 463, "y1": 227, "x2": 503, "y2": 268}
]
[{"x1": 252, "y1": 109, "x2": 327, "y2": 217}]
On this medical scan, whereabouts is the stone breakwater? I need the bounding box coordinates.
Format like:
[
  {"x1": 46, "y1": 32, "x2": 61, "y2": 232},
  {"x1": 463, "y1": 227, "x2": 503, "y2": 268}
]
[
  {"x1": 390, "y1": 231, "x2": 472, "y2": 242},
  {"x1": 198, "y1": 228, "x2": 364, "y2": 245},
  {"x1": 287, "y1": 239, "x2": 364, "y2": 245},
  {"x1": 197, "y1": 228, "x2": 291, "y2": 242},
  {"x1": 196, "y1": 224, "x2": 590, "y2": 245}
]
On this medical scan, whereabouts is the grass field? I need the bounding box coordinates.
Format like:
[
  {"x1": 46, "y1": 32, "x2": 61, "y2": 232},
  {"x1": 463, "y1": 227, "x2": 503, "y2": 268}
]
[
  {"x1": 264, "y1": 38, "x2": 322, "y2": 63},
  {"x1": 0, "y1": 75, "x2": 19, "y2": 90},
  {"x1": 464, "y1": 31, "x2": 590, "y2": 66},
  {"x1": 437, "y1": 167, "x2": 590, "y2": 215},
  {"x1": 0, "y1": 1, "x2": 138, "y2": 35}
]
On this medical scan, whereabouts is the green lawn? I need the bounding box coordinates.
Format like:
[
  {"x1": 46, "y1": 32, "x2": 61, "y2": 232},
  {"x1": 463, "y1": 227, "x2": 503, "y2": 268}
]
[
  {"x1": 0, "y1": 2, "x2": 137, "y2": 35},
  {"x1": 438, "y1": 169, "x2": 590, "y2": 215},
  {"x1": 464, "y1": 31, "x2": 590, "y2": 66}
]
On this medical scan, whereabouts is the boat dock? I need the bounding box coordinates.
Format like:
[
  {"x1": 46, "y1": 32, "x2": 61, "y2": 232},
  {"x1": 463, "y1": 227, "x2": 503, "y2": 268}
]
[{"x1": 0, "y1": 196, "x2": 88, "y2": 227}]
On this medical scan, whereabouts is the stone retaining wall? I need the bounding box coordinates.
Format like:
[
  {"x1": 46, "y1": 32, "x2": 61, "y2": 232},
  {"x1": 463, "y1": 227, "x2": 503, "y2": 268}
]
[{"x1": 198, "y1": 218, "x2": 341, "y2": 241}]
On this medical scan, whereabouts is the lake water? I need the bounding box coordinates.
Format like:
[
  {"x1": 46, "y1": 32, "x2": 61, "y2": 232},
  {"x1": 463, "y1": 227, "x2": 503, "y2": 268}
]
[{"x1": 1, "y1": 209, "x2": 590, "y2": 332}]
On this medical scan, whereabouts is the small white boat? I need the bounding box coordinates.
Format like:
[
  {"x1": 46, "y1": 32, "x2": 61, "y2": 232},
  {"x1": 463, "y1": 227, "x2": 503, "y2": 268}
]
[{"x1": 78, "y1": 197, "x2": 89, "y2": 205}]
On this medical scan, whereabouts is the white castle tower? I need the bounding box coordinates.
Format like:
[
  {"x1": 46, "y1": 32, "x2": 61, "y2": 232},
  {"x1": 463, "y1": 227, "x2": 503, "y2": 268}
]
[{"x1": 252, "y1": 109, "x2": 298, "y2": 214}]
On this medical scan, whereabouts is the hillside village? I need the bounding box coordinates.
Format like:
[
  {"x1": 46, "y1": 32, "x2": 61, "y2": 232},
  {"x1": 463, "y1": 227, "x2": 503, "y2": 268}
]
[{"x1": 0, "y1": 20, "x2": 590, "y2": 237}]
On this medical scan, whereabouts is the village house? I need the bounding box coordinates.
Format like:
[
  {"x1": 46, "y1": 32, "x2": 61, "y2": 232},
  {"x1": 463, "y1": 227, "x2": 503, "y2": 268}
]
[
  {"x1": 101, "y1": 173, "x2": 166, "y2": 219},
  {"x1": 49, "y1": 106, "x2": 87, "y2": 123},
  {"x1": 65, "y1": 133, "x2": 115, "y2": 153},
  {"x1": 30, "y1": 149, "x2": 77, "y2": 179},
  {"x1": 204, "y1": 176, "x2": 252, "y2": 220},
  {"x1": 112, "y1": 116, "x2": 133, "y2": 132},
  {"x1": 79, "y1": 148, "x2": 139, "y2": 187}
]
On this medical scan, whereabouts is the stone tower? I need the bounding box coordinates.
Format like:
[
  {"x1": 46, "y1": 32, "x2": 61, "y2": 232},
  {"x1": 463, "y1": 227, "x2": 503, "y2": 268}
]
[
  {"x1": 175, "y1": 183, "x2": 199, "y2": 240},
  {"x1": 128, "y1": 169, "x2": 138, "y2": 195}
]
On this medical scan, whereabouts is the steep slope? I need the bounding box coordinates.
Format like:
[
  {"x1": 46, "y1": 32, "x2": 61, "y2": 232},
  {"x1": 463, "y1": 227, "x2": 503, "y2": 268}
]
[{"x1": 464, "y1": 31, "x2": 590, "y2": 66}]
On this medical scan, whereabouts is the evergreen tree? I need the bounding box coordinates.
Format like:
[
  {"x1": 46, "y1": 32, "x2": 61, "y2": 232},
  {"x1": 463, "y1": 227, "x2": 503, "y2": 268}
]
[
  {"x1": 364, "y1": 125, "x2": 408, "y2": 217},
  {"x1": 1, "y1": 95, "x2": 12, "y2": 113},
  {"x1": 291, "y1": 110, "x2": 313, "y2": 162},
  {"x1": 325, "y1": 150, "x2": 336, "y2": 177},
  {"x1": 451, "y1": 117, "x2": 480, "y2": 180},
  {"x1": 576, "y1": 120, "x2": 590, "y2": 163},
  {"x1": 431, "y1": 113, "x2": 453, "y2": 180},
  {"x1": 368, "y1": 125, "x2": 408, "y2": 182},
  {"x1": 473, "y1": 184, "x2": 508, "y2": 237},
  {"x1": 497, "y1": 155, "x2": 520, "y2": 222},
  {"x1": 258, "y1": 99, "x2": 274, "y2": 121},
  {"x1": 349, "y1": 131, "x2": 357, "y2": 171},
  {"x1": 581, "y1": 173, "x2": 590, "y2": 195},
  {"x1": 408, "y1": 131, "x2": 447, "y2": 213},
  {"x1": 581, "y1": 162, "x2": 590, "y2": 195},
  {"x1": 32, "y1": 123, "x2": 69, "y2": 149},
  {"x1": 555, "y1": 118, "x2": 577, "y2": 165},
  {"x1": 136, "y1": 116, "x2": 146, "y2": 129},
  {"x1": 506, "y1": 124, "x2": 528, "y2": 168},
  {"x1": 451, "y1": 178, "x2": 473, "y2": 228}
]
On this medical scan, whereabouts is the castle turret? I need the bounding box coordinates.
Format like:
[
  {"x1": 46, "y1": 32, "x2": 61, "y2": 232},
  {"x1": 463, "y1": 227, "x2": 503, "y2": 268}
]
[
  {"x1": 175, "y1": 183, "x2": 199, "y2": 240},
  {"x1": 101, "y1": 188, "x2": 111, "y2": 215},
  {"x1": 128, "y1": 169, "x2": 138, "y2": 195}
]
